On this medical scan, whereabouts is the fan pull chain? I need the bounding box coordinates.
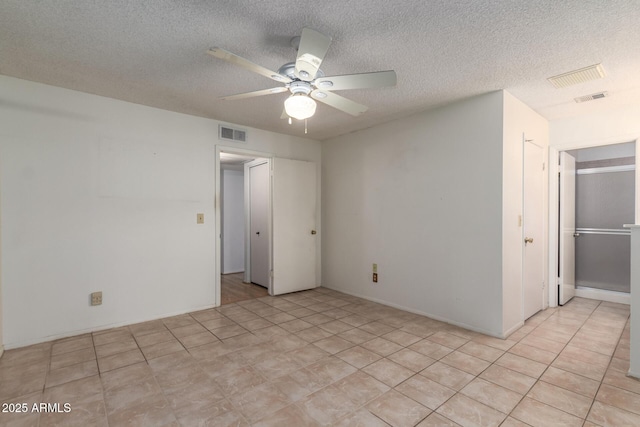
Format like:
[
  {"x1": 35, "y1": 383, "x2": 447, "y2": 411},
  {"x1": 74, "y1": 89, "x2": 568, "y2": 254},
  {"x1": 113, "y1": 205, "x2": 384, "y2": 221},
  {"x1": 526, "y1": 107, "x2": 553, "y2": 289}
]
[
  {"x1": 288, "y1": 117, "x2": 292, "y2": 125},
  {"x1": 305, "y1": 119, "x2": 308, "y2": 134}
]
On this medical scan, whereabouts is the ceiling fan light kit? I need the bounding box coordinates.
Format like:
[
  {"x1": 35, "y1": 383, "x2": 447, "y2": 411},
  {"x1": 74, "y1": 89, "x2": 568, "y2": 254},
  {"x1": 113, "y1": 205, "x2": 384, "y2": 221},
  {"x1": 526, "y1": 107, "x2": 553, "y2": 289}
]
[
  {"x1": 285, "y1": 93, "x2": 317, "y2": 120},
  {"x1": 208, "y1": 27, "x2": 397, "y2": 128}
]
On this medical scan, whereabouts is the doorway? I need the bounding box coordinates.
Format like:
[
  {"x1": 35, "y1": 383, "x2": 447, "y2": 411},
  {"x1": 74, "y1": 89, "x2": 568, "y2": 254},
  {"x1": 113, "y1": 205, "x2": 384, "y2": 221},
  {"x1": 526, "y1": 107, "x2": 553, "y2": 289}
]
[
  {"x1": 219, "y1": 151, "x2": 269, "y2": 305},
  {"x1": 553, "y1": 141, "x2": 636, "y2": 306}
]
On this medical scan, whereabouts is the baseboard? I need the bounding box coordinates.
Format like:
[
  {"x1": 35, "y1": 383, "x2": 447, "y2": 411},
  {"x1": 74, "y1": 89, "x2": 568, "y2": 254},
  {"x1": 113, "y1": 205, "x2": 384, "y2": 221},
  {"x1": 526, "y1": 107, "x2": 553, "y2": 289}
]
[
  {"x1": 503, "y1": 321, "x2": 525, "y2": 339},
  {"x1": 221, "y1": 270, "x2": 244, "y2": 275},
  {"x1": 628, "y1": 369, "x2": 640, "y2": 380},
  {"x1": 575, "y1": 287, "x2": 630, "y2": 305},
  {"x1": 3, "y1": 303, "x2": 217, "y2": 350},
  {"x1": 321, "y1": 285, "x2": 503, "y2": 339}
]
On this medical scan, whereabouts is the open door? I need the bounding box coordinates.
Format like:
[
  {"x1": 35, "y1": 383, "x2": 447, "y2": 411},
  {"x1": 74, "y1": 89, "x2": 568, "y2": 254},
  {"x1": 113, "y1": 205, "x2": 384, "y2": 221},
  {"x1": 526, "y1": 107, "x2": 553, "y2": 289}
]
[
  {"x1": 272, "y1": 158, "x2": 317, "y2": 295},
  {"x1": 246, "y1": 159, "x2": 271, "y2": 288},
  {"x1": 559, "y1": 151, "x2": 576, "y2": 305}
]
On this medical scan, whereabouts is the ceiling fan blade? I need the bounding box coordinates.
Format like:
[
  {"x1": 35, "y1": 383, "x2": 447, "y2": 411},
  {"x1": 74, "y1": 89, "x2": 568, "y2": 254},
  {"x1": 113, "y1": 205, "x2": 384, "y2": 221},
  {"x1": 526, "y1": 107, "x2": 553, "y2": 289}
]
[
  {"x1": 315, "y1": 70, "x2": 397, "y2": 91},
  {"x1": 221, "y1": 87, "x2": 288, "y2": 101},
  {"x1": 295, "y1": 28, "x2": 332, "y2": 81},
  {"x1": 208, "y1": 47, "x2": 292, "y2": 83},
  {"x1": 311, "y1": 90, "x2": 368, "y2": 116}
]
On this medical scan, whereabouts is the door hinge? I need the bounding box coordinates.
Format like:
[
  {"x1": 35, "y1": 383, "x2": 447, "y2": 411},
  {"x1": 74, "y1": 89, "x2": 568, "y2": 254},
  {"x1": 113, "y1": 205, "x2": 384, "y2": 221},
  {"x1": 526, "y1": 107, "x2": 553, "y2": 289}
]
[
  {"x1": 542, "y1": 162, "x2": 546, "y2": 171},
  {"x1": 270, "y1": 271, "x2": 274, "y2": 278}
]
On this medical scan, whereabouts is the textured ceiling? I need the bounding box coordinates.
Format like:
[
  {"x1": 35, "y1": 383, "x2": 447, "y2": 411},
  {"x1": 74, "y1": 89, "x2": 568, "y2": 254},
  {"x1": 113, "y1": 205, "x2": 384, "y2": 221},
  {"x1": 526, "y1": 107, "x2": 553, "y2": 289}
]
[{"x1": 1, "y1": 1, "x2": 639, "y2": 140}]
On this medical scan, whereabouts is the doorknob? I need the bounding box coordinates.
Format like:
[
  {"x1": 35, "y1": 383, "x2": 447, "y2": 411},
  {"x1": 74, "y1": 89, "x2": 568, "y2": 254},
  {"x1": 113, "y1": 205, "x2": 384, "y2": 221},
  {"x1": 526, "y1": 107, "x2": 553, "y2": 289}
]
[
  {"x1": 573, "y1": 232, "x2": 580, "y2": 237},
  {"x1": 524, "y1": 237, "x2": 534, "y2": 244},
  {"x1": 311, "y1": 230, "x2": 317, "y2": 235},
  {"x1": 256, "y1": 231, "x2": 260, "y2": 235}
]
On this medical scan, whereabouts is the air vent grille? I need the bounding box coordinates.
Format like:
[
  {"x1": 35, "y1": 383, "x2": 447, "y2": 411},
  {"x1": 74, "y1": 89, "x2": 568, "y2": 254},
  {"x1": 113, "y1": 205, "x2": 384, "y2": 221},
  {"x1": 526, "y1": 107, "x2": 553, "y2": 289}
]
[
  {"x1": 219, "y1": 125, "x2": 247, "y2": 143},
  {"x1": 574, "y1": 91, "x2": 609, "y2": 103},
  {"x1": 548, "y1": 64, "x2": 606, "y2": 88}
]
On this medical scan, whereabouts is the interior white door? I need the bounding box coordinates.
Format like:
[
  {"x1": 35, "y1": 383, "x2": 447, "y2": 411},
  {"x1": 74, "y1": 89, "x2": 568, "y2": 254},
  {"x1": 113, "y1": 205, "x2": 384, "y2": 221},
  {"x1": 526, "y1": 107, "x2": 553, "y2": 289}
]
[
  {"x1": 272, "y1": 158, "x2": 317, "y2": 295},
  {"x1": 248, "y1": 160, "x2": 270, "y2": 288},
  {"x1": 559, "y1": 151, "x2": 576, "y2": 305},
  {"x1": 523, "y1": 140, "x2": 544, "y2": 320}
]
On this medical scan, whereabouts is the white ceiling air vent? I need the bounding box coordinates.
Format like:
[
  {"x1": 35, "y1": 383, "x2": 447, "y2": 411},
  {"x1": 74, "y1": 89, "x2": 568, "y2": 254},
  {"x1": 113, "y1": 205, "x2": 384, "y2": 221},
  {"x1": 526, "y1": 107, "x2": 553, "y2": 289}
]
[
  {"x1": 218, "y1": 125, "x2": 247, "y2": 143},
  {"x1": 574, "y1": 91, "x2": 609, "y2": 103},
  {"x1": 548, "y1": 64, "x2": 606, "y2": 88}
]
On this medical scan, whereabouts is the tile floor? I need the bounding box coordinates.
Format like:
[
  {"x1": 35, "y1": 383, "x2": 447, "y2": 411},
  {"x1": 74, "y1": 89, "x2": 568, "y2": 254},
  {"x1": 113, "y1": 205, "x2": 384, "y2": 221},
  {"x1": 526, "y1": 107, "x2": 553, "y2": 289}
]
[{"x1": 0, "y1": 289, "x2": 637, "y2": 426}]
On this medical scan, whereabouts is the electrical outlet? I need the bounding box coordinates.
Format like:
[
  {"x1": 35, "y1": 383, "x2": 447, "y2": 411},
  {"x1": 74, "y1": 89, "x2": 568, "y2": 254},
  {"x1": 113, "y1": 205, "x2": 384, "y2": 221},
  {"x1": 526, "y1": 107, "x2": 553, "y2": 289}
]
[
  {"x1": 373, "y1": 273, "x2": 378, "y2": 283},
  {"x1": 197, "y1": 213, "x2": 204, "y2": 224},
  {"x1": 90, "y1": 291, "x2": 102, "y2": 306}
]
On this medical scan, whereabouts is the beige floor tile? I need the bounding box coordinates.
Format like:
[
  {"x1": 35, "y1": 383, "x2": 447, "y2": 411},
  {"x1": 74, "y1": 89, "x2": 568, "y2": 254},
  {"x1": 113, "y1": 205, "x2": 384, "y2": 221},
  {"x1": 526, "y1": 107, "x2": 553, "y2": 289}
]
[
  {"x1": 519, "y1": 334, "x2": 566, "y2": 353},
  {"x1": 45, "y1": 359, "x2": 99, "y2": 388},
  {"x1": 177, "y1": 330, "x2": 219, "y2": 349},
  {"x1": 211, "y1": 325, "x2": 248, "y2": 340},
  {"x1": 511, "y1": 397, "x2": 583, "y2": 427},
  {"x1": 139, "y1": 340, "x2": 184, "y2": 360},
  {"x1": 587, "y1": 400, "x2": 640, "y2": 426},
  {"x1": 336, "y1": 346, "x2": 383, "y2": 369},
  {"x1": 338, "y1": 328, "x2": 378, "y2": 345},
  {"x1": 367, "y1": 389, "x2": 431, "y2": 427},
  {"x1": 361, "y1": 337, "x2": 404, "y2": 357},
  {"x1": 410, "y1": 339, "x2": 454, "y2": 360},
  {"x1": 214, "y1": 365, "x2": 265, "y2": 396},
  {"x1": 239, "y1": 318, "x2": 274, "y2": 331},
  {"x1": 382, "y1": 330, "x2": 422, "y2": 347},
  {"x1": 603, "y1": 367, "x2": 640, "y2": 395},
  {"x1": 472, "y1": 335, "x2": 517, "y2": 351},
  {"x1": 317, "y1": 320, "x2": 354, "y2": 334},
  {"x1": 340, "y1": 314, "x2": 371, "y2": 327},
  {"x1": 333, "y1": 408, "x2": 390, "y2": 427},
  {"x1": 440, "y1": 351, "x2": 490, "y2": 376},
  {"x1": 232, "y1": 381, "x2": 291, "y2": 422},
  {"x1": 420, "y1": 361, "x2": 475, "y2": 391},
  {"x1": 129, "y1": 319, "x2": 168, "y2": 337},
  {"x1": 92, "y1": 329, "x2": 133, "y2": 346},
  {"x1": 495, "y1": 353, "x2": 547, "y2": 379},
  {"x1": 279, "y1": 318, "x2": 314, "y2": 333},
  {"x1": 552, "y1": 354, "x2": 607, "y2": 381},
  {"x1": 95, "y1": 339, "x2": 139, "y2": 358},
  {"x1": 296, "y1": 326, "x2": 335, "y2": 343},
  {"x1": 50, "y1": 347, "x2": 96, "y2": 371},
  {"x1": 299, "y1": 384, "x2": 360, "y2": 425},
  {"x1": 39, "y1": 391, "x2": 108, "y2": 427},
  {"x1": 97, "y1": 349, "x2": 145, "y2": 373},
  {"x1": 427, "y1": 332, "x2": 469, "y2": 350},
  {"x1": 307, "y1": 357, "x2": 358, "y2": 384},
  {"x1": 539, "y1": 366, "x2": 600, "y2": 398},
  {"x1": 135, "y1": 330, "x2": 175, "y2": 347},
  {"x1": 170, "y1": 323, "x2": 207, "y2": 338},
  {"x1": 253, "y1": 353, "x2": 303, "y2": 380},
  {"x1": 460, "y1": 377, "x2": 522, "y2": 414},
  {"x1": 596, "y1": 383, "x2": 640, "y2": 415},
  {"x1": 416, "y1": 412, "x2": 461, "y2": 426},
  {"x1": 508, "y1": 342, "x2": 557, "y2": 364},
  {"x1": 499, "y1": 417, "x2": 530, "y2": 427},
  {"x1": 527, "y1": 380, "x2": 592, "y2": 418},
  {"x1": 457, "y1": 341, "x2": 504, "y2": 363},
  {"x1": 44, "y1": 376, "x2": 103, "y2": 406},
  {"x1": 100, "y1": 362, "x2": 154, "y2": 392},
  {"x1": 253, "y1": 403, "x2": 320, "y2": 427},
  {"x1": 358, "y1": 321, "x2": 396, "y2": 336},
  {"x1": 162, "y1": 314, "x2": 197, "y2": 329},
  {"x1": 51, "y1": 335, "x2": 94, "y2": 356},
  {"x1": 362, "y1": 358, "x2": 414, "y2": 387},
  {"x1": 286, "y1": 344, "x2": 329, "y2": 367},
  {"x1": 388, "y1": 348, "x2": 435, "y2": 372},
  {"x1": 333, "y1": 371, "x2": 390, "y2": 406},
  {"x1": 396, "y1": 374, "x2": 455, "y2": 410},
  {"x1": 0, "y1": 390, "x2": 43, "y2": 426},
  {"x1": 436, "y1": 393, "x2": 506, "y2": 427},
  {"x1": 313, "y1": 336, "x2": 355, "y2": 354},
  {"x1": 479, "y1": 364, "x2": 536, "y2": 394},
  {"x1": 107, "y1": 392, "x2": 177, "y2": 426}
]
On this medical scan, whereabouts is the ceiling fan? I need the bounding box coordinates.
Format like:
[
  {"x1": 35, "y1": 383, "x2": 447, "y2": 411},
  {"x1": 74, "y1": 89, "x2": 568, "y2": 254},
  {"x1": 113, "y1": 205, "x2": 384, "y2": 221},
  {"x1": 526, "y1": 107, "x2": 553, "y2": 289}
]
[{"x1": 207, "y1": 28, "x2": 397, "y2": 122}]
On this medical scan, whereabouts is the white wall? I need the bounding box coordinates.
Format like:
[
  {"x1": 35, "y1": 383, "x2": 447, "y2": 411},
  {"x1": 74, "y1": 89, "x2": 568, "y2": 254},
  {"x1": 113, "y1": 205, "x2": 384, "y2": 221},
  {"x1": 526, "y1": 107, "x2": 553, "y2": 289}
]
[
  {"x1": 221, "y1": 167, "x2": 245, "y2": 274},
  {"x1": 0, "y1": 75, "x2": 321, "y2": 349},
  {"x1": 322, "y1": 92, "x2": 505, "y2": 336},
  {"x1": 550, "y1": 101, "x2": 640, "y2": 380},
  {"x1": 502, "y1": 92, "x2": 549, "y2": 336}
]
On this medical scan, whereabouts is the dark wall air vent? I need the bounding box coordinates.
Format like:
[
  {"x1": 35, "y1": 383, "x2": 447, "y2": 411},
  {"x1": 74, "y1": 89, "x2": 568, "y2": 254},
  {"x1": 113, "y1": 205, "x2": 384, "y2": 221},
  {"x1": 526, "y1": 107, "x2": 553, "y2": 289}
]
[{"x1": 219, "y1": 125, "x2": 247, "y2": 143}]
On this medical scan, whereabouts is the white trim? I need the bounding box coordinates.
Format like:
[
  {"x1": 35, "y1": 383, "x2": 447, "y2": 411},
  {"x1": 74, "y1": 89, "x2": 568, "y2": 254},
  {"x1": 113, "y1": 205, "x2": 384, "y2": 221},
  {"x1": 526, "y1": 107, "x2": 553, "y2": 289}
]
[
  {"x1": 221, "y1": 270, "x2": 245, "y2": 275},
  {"x1": 322, "y1": 286, "x2": 506, "y2": 339},
  {"x1": 574, "y1": 287, "x2": 630, "y2": 305},
  {"x1": 503, "y1": 321, "x2": 525, "y2": 339},
  {"x1": 3, "y1": 304, "x2": 216, "y2": 350}
]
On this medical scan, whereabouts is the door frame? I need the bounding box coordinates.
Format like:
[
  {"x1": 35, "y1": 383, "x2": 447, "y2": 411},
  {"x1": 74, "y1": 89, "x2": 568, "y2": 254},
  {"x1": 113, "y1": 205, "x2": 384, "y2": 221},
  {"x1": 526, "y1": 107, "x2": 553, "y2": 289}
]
[
  {"x1": 215, "y1": 145, "x2": 273, "y2": 307},
  {"x1": 548, "y1": 138, "x2": 639, "y2": 307}
]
